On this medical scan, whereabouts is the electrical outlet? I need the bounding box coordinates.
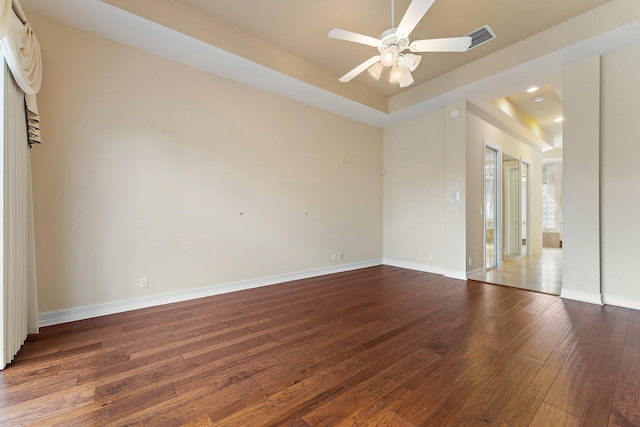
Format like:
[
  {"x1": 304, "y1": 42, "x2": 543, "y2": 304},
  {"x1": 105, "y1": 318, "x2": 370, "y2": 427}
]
[
  {"x1": 468, "y1": 258, "x2": 473, "y2": 267},
  {"x1": 331, "y1": 254, "x2": 337, "y2": 261},
  {"x1": 140, "y1": 277, "x2": 148, "y2": 288}
]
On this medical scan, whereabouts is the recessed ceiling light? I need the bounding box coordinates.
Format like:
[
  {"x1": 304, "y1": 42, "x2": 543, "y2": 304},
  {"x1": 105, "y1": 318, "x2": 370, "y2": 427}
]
[
  {"x1": 532, "y1": 96, "x2": 544, "y2": 103},
  {"x1": 553, "y1": 117, "x2": 564, "y2": 123},
  {"x1": 526, "y1": 86, "x2": 540, "y2": 93}
]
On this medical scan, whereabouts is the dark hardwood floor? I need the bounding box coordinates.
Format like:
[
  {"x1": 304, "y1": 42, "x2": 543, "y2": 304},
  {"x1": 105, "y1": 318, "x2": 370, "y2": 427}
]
[{"x1": 1, "y1": 266, "x2": 639, "y2": 426}]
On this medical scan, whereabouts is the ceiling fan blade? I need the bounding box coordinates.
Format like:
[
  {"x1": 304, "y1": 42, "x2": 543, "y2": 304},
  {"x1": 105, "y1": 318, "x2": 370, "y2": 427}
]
[
  {"x1": 329, "y1": 28, "x2": 381, "y2": 47},
  {"x1": 409, "y1": 36, "x2": 472, "y2": 52},
  {"x1": 398, "y1": 63, "x2": 414, "y2": 88},
  {"x1": 339, "y1": 56, "x2": 381, "y2": 83},
  {"x1": 396, "y1": 0, "x2": 436, "y2": 38}
]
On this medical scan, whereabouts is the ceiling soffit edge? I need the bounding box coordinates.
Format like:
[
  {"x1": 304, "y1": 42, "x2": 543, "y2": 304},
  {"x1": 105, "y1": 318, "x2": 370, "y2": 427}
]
[
  {"x1": 466, "y1": 102, "x2": 552, "y2": 152},
  {"x1": 24, "y1": 0, "x2": 640, "y2": 129},
  {"x1": 493, "y1": 97, "x2": 553, "y2": 144},
  {"x1": 100, "y1": 0, "x2": 389, "y2": 113}
]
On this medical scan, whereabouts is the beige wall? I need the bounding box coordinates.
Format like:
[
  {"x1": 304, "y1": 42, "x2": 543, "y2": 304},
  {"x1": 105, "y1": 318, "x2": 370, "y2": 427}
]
[
  {"x1": 444, "y1": 101, "x2": 468, "y2": 278},
  {"x1": 560, "y1": 45, "x2": 640, "y2": 307},
  {"x1": 382, "y1": 110, "x2": 446, "y2": 271},
  {"x1": 28, "y1": 12, "x2": 640, "y2": 316},
  {"x1": 601, "y1": 43, "x2": 640, "y2": 302},
  {"x1": 561, "y1": 56, "x2": 602, "y2": 303},
  {"x1": 30, "y1": 16, "x2": 382, "y2": 313},
  {"x1": 383, "y1": 102, "x2": 543, "y2": 278}
]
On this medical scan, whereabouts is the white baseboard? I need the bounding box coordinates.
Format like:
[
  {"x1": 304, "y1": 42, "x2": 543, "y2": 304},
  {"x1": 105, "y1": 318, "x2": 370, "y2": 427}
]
[
  {"x1": 39, "y1": 259, "x2": 383, "y2": 327},
  {"x1": 602, "y1": 293, "x2": 640, "y2": 311},
  {"x1": 444, "y1": 270, "x2": 469, "y2": 281},
  {"x1": 382, "y1": 259, "x2": 446, "y2": 276},
  {"x1": 466, "y1": 268, "x2": 484, "y2": 278},
  {"x1": 47, "y1": 259, "x2": 639, "y2": 328},
  {"x1": 382, "y1": 259, "x2": 467, "y2": 281},
  {"x1": 560, "y1": 288, "x2": 603, "y2": 306},
  {"x1": 562, "y1": 289, "x2": 640, "y2": 310}
]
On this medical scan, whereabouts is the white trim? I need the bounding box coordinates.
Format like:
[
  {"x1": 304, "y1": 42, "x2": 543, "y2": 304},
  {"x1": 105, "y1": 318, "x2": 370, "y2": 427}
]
[
  {"x1": 50, "y1": 258, "x2": 640, "y2": 328},
  {"x1": 382, "y1": 259, "x2": 446, "y2": 276},
  {"x1": 602, "y1": 293, "x2": 640, "y2": 311},
  {"x1": 38, "y1": 259, "x2": 383, "y2": 327},
  {"x1": 560, "y1": 288, "x2": 603, "y2": 306},
  {"x1": 382, "y1": 259, "x2": 467, "y2": 282},
  {"x1": 504, "y1": 162, "x2": 520, "y2": 256},
  {"x1": 46, "y1": 258, "x2": 640, "y2": 328},
  {"x1": 444, "y1": 270, "x2": 469, "y2": 281},
  {"x1": 484, "y1": 140, "x2": 503, "y2": 269},
  {"x1": 520, "y1": 157, "x2": 532, "y2": 258},
  {"x1": 466, "y1": 268, "x2": 484, "y2": 278}
]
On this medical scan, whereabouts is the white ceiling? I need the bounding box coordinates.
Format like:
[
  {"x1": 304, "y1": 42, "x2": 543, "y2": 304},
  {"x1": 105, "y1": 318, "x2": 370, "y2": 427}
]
[{"x1": 20, "y1": 0, "x2": 640, "y2": 148}]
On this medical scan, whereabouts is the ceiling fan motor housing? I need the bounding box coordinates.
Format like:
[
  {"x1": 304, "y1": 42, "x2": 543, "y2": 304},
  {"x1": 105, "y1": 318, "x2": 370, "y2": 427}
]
[{"x1": 378, "y1": 28, "x2": 410, "y2": 67}]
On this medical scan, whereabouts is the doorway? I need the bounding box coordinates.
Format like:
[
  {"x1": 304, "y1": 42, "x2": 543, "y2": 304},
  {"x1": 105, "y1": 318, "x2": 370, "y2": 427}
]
[
  {"x1": 471, "y1": 145, "x2": 562, "y2": 295},
  {"x1": 504, "y1": 157, "x2": 520, "y2": 256},
  {"x1": 484, "y1": 144, "x2": 500, "y2": 270},
  {"x1": 502, "y1": 155, "x2": 531, "y2": 258},
  {"x1": 521, "y1": 159, "x2": 531, "y2": 257}
]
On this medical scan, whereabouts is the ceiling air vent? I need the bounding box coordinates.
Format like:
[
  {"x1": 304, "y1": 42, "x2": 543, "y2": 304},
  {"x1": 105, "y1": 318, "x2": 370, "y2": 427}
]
[{"x1": 466, "y1": 25, "x2": 496, "y2": 50}]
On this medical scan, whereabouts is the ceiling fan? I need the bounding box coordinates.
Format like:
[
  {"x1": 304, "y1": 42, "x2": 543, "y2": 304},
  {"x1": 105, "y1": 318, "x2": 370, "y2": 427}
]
[{"x1": 329, "y1": 0, "x2": 472, "y2": 88}]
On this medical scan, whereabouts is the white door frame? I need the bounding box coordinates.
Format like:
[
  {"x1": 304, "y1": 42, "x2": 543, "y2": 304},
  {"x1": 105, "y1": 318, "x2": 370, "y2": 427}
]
[
  {"x1": 521, "y1": 157, "x2": 532, "y2": 257},
  {"x1": 505, "y1": 162, "x2": 520, "y2": 256},
  {"x1": 483, "y1": 139, "x2": 502, "y2": 270}
]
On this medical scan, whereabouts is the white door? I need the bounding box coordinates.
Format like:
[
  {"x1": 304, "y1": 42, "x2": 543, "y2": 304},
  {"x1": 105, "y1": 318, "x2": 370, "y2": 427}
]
[
  {"x1": 521, "y1": 160, "x2": 531, "y2": 257},
  {"x1": 484, "y1": 145, "x2": 500, "y2": 269},
  {"x1": 505, "y1": 164, "x2": 520, "y2": 256}
]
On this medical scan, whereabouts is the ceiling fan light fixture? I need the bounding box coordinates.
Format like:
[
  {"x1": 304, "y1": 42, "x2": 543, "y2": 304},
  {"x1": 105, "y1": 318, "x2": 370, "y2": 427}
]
[
  {"x1": 398, "y1": 63, "x2": 414, "y2": 87},
  {"x1": 389, "y1": 64, "x2": 403, "y2": 83},
  {"x1": 329, "y1": 0, "x2": 479, "y2": 87},
  {"x1": 367, "y1": 61, "x2": 383, "y2": 79},
  {"x1": 403, "y1": 53, "x2": 422, "y2": 71},
  {"x1": 380, "y1": 45, "x2": 399, "y2": 67}
]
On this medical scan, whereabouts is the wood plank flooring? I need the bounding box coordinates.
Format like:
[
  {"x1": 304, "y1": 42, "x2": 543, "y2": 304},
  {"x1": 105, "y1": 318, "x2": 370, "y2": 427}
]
[{"x1": 1, "y1": 265, "x2": 639, "y2": 426}]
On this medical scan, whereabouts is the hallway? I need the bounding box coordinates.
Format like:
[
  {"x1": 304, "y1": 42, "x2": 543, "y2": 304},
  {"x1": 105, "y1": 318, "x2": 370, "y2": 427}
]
[{"x1": 468, "y1": 248, "x2": 562, "y2": 295}]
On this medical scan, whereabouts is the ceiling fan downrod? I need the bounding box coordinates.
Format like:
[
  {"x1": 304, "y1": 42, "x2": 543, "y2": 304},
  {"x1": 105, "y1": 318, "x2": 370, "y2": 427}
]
[{"x1": 391, "y1": 0, "x2": 395, "y2": 29}]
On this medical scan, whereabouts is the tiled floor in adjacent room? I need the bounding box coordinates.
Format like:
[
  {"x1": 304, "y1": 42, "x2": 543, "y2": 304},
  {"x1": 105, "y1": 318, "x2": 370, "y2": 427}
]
[{"x1": 468, "y1": 248, "x2": 562, "y2": 295}]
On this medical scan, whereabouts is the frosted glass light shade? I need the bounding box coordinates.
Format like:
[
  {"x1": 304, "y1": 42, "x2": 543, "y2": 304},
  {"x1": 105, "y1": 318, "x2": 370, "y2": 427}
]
[
  {"x1": 389, "y1": 64, "x2": 403, "y2": 83},
  {"x1": 403, "y1": 53, "x2": 422, "y2": 71},
  {"x1": 367, "y1": 61, "x2": 383, "y2": 79}
]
